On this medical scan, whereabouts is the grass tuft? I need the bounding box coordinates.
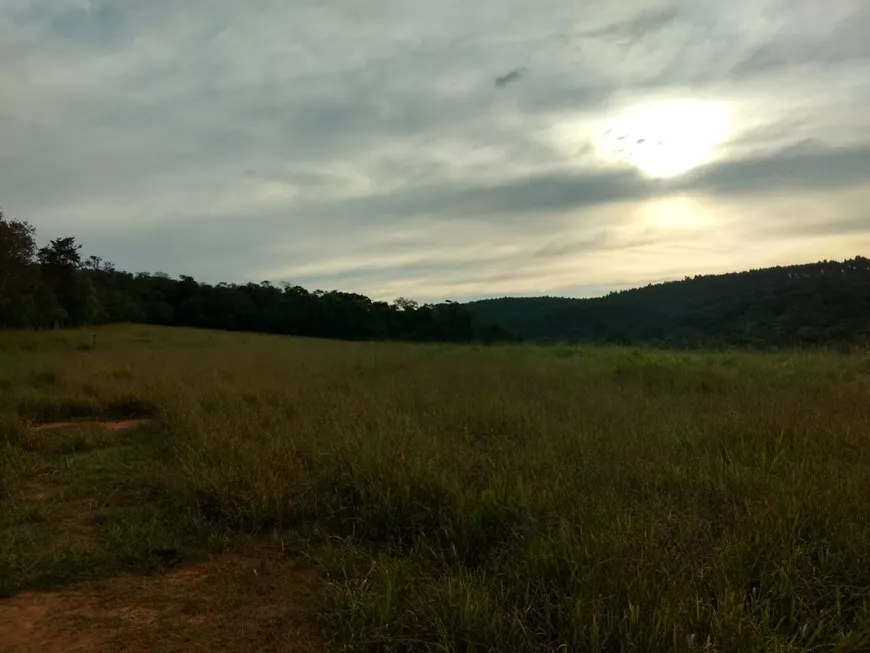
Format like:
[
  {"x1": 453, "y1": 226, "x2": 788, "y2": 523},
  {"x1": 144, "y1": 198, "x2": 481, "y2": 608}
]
[{"x1": 0, "y1": 414, "x2": 33, "y2": 448}]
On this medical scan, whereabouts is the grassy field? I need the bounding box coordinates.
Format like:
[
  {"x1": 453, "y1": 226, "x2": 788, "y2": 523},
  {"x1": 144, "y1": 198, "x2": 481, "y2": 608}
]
[{"x1": 2, "y1": 325, "x2": 870, "y2": 652}]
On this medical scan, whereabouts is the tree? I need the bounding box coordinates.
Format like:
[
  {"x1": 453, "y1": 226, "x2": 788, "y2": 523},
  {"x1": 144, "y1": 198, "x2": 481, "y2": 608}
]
[
  {"x1": 35, "y1": 237, "x2": 97, "y2": 327},
  {"x1": 84, "y1": 255, "x2": 115, "y2": 273},
  {"x1": 38, "y1": 237, "x2": 82, "y2": 275},
  {"x1": 32, "y1": 284, "x2": 67, "y2": 329},
  {"x1": 393, "y1": 297, "x2": 418, "y2": 312},
  {"x1": 0, "y1": 214, "x2": 511, "y2": 342},
  {"x1": 61, "y1": 273, "x2": 101, "y2": 326},
  {"x1": 0, "y1": 212, "x2": 39, "y2": 327},
  {"x1": 0, "y1": 212, "x2": 37, "y2": 297}
]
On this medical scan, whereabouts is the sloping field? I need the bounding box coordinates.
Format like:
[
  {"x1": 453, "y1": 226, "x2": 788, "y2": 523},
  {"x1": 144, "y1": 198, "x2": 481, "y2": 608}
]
[{"x1": 2, "y1": 325, "x2": 870, "y2": 651}]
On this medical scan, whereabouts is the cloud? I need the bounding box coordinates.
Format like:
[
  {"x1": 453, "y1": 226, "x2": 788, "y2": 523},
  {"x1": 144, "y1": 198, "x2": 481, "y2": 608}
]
[
  {"x1": 1, "y1": 0, "x2": 869, "y2": 302},
  {"x1": 582, "y1": 6, "x2": 681, "y2": 41},
  {"x1": 727, "y1": 2, "x2": 870, "y2": 77},
  {"x1": 681, "y1": 142, "x2": 870, "y2": 195},
  {"x1": 303, "y1": 140, "x2": 870, "y2": 227},
  {"x1": 495, "y1": 68, "x2": 527, "y2": 88}
]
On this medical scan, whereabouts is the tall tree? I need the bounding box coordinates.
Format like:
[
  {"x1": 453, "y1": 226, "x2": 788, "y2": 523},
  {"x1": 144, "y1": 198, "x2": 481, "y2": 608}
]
[
  {"x1": 38, "y1": 237, "x2": 82, "y2": 276},
  {"x1": 0, "y1": 212, "x2": 37, "y2": 297},
  {"x1": 0, "y1": 212, "x2": 38, "y2": 326},
  {"x1": 35, "y1": 237, "x2": 97, "y2": 327}
]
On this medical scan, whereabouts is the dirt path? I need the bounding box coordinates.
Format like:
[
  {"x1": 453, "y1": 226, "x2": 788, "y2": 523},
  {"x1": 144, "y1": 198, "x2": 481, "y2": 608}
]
[
  {"x1": 33, "y1": 418, "x2": 152, "y2": 432},
  {"x1": 0, "y1": 554, "x2": 324, "y2": 652}
]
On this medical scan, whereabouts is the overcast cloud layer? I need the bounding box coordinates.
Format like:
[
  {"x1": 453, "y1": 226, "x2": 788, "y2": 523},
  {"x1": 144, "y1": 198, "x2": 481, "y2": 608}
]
[{"x1": 2, "y1": 0, "x2": 869, "y2": 301}]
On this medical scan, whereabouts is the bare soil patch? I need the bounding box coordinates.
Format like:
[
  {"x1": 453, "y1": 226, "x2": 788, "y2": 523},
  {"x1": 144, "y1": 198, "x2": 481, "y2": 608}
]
[
  {"x1": 20, "y1": 479, "x2": 54, "y2": 502},
  {"x1": 0, "y1": 555, "x2": 324, "y2": 652},
  {"x1": 34, "y1": 418, "x2": 151, "y2": 432},
  {"x1": 0, "y1": 590, "x2": 104, "y2": 653}
]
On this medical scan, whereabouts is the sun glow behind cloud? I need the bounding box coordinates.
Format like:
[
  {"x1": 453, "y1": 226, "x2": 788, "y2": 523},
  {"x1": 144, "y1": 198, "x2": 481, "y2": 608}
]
[
  {"x1": 639, "y1": 195, "x2": 709, "y2": 230},
  {"x1": 594, "y1": 99, "x2": 732, "y2": 179}
]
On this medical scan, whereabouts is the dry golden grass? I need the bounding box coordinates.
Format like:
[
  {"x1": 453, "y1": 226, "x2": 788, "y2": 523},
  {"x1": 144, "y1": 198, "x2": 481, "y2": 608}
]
[{"x1": 2, "y1": 325, "x2": 870, "y2": 651}]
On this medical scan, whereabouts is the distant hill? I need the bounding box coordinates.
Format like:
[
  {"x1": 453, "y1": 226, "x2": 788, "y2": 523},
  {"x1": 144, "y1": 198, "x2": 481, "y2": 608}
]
[{"x1": 467, "y1": 257, "x2": 870, "y2": 348}]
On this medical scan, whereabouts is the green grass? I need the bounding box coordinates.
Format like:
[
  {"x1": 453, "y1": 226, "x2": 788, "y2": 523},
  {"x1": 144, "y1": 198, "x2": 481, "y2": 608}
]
[
  {"x1": 2, "y1": 325, "x2": 870, "y2": 651},
  {"x1": 0, "y1": 418, "x2": 214, "y2": 596}
]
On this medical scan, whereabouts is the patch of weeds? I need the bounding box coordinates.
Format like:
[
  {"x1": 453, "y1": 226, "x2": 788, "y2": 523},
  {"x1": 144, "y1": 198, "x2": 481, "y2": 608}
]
[
  {"x1": 354, "y1": 481, "x2": 452, "y2": 548},
  {"x1": 109, "y1": 368, "x2": 133, "y2": 380},
  {"x1": 1, "y1": 501, "x2": 50, "y2": 526},
  {"x1": 0, "y1": 446, "x2": 17, "y2": 499},
  {"x1": 0, "y1": 540, "x2": 111, "y2": 596},
  {"x1": 0, "y1": 415, "x2": 33, "y2": 448},
  {"x1": 20, "y1": 503, "x2": 49, "y2": 524},
  {"x1": 323, "y1": 547, "x2": 416, "y2": 646},
  {"x1": 45, "y1": 424, "x2": 121, "y2": 456},
  {"x1": 81, "y1": 382, "x2": 99, "y2": 397},
  {"x1": 57, "y1": 431, "x2": 101, "y2": 455},
  {"x1": 18, "y1": 394, "x2": 156, "y2": 425},
  {"x1": 1, "y1": 428, "x2": 212, "y2": 596},
  {"x1": 417, "y1": 573, "x2": 512, "y2": 651},
  {"x1": 103, "y1": 395, "x2": 158, "y2": 419},
  {"x1": 443, "y1": 494, "x2": 530, "y2": 568},
  {"x1": 76, "y1": 343, "x2": 95, "y2": 352},
  {"x1": 19, "y1": 395, "x2": 103, "y2": 423},
  {"x1": 0, "y1": 501, "x2": 108, "y2": 596},
  {"x1": 29, "y1": 370, "x2": 59, "y2": 389},
  {"x1": 97, "y1": 501, "x2": 208, "y2": 573},
  {"x1": 0, "y1": 378, "x2": 14, "y2": 393},
  {"x1": 49, "y1": 443, "x2": 156, "y2": 503}
]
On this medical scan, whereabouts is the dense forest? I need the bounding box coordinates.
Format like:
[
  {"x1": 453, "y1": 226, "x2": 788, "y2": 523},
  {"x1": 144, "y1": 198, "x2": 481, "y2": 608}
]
[
  {"x1": 0, "y1": 213, "x2": 511, "y2": 342},
  {"x1": 468, "y1": 257, "x2": 870, "y2": 348},
  {"x1": 4, "y1": 212, "x2": 868, "y2": 348}
]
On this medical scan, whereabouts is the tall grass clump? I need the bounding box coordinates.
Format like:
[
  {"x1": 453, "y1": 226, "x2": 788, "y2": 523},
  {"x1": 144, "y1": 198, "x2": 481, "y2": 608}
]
[{"x1": 157, "y1": 337, "x2": 870, "y2": 651}]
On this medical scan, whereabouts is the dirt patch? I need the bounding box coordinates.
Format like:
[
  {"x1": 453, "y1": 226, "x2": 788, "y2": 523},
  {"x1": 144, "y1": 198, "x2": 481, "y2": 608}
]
[
  {"x1": 21, "y1": 480, "x2": 54, "y2": 501},
  {"x1": 34, "y1": 419, "x2": 151, "y2": 432},
  {"x1": 0, "y1": 555, "x2": 324, "y2": 653},
  {"x1": 0, "y1": 590, "x2": 104, "y2": 653},
  {"x1": 54, "y1": 501, "x2": 102, "y2": 546}
]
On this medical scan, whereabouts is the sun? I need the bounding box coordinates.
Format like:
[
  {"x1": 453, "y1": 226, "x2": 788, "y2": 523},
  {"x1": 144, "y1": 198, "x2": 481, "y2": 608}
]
[{"x1": 594, "y1": 99, "x2": 731, "y2": 179}]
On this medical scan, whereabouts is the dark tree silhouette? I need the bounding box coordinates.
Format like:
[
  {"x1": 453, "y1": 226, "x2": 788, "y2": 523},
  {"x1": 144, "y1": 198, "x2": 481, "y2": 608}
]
[
  {"x1": 0, "y1": 212, "x2": 39, "y2": 328},
  {"x1": 0, "y1": 215, "x2": 511, "y2": 342},
  {"x1": 0, "y1": 212, "x2": 36, "y2": 296},
  {"x1": 467, "y1": 257, "x2": 870, "y2": 348},
  {"x1": 3, "y1": 212, "x2": 866, "y2": 348}
]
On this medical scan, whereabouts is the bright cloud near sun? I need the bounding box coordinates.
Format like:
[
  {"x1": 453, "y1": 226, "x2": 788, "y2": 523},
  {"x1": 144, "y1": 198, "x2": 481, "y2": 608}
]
[
  {"x1": 639, "y1": 195, "x2": 710, "y2": 230},
  {"x1": 546, "y1": 98, "x2": 733, "y2": 179},
  {"x1": 594, "y1": 99, "x2": 733, "y2": 179}
]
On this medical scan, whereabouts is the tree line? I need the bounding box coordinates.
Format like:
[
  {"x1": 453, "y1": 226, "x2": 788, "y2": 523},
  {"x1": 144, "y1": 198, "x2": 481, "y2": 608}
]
[
  {"x1": 5, "y1": 211, "x2": 867, "y2": 349},
  {"x1": 0, "y1": 213, "x2": 512, "y2": 343},
  {"x1": 467, "y1": 257, "x2": 870, "y2": 348}
]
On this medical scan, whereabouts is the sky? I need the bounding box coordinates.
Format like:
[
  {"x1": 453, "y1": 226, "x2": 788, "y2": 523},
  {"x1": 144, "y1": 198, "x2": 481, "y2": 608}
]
[{"x1": 1, "y1": 0, "x2": 869, "y2": 302}]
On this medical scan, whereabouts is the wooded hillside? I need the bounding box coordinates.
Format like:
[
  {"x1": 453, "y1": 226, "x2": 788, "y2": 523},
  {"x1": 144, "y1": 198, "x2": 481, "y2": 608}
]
[{"x1": 467, "y1": 258, "x2": 870, "y2": 347}]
